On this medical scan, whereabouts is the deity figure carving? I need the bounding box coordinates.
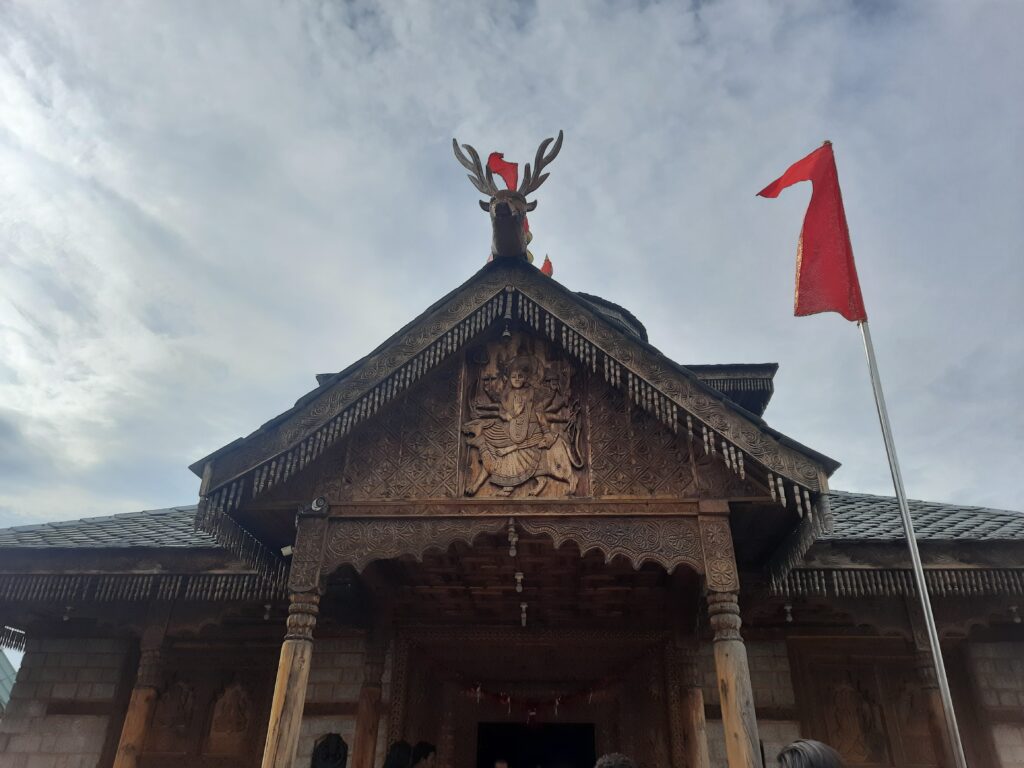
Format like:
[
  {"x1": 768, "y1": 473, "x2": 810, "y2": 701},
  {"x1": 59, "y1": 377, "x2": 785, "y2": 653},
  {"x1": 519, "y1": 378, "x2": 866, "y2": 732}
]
[{"x1": 463, "y1": 334, "x2": 583, "y2": 497}]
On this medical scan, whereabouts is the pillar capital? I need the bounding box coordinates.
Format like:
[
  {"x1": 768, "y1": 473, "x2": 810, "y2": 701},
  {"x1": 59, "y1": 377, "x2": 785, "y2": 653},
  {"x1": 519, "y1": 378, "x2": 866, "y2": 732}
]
[
  {"x1": 284, "y1": 591, "x2": 320, "y2": 642},
  {"x1": 707, "y1": 591, "x2": 742, "y2": 642}
]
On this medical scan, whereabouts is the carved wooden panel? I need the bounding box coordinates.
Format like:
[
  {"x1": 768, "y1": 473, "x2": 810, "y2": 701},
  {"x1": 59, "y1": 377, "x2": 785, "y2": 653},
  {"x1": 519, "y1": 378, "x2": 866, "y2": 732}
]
[
  {"x1": 518, "y1": 517, "x2": 703, "y2": 574},
  {"x1": 141, "y1": 650, "x2": 274, "y2": 768},
  {"x1": 313, "y1": 358, "x2": 461, "y2": 501},
  {"x1": 791, "y1": 639, "x2": 940, "y2": 768},
  {"x1": 699, "y1": 516, "x2": 740, "y2": 592},
  {"x1": 462, "y1": 332, "x2": 584, "y2": 498},
  {"x1": 323, "y1": 517, "x2": 508, "y2": 573},
  {"x1": 587, "y1": 376, "x2": 696, "y2": 498}
]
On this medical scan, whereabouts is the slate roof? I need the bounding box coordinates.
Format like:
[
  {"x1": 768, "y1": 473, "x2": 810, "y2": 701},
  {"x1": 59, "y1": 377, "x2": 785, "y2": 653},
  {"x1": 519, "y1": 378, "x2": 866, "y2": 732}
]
[
  {"x1": 0, "y1": 506, "x2": 212, "y2": 548},
  {"x1": 825, "y1": 491, "x2": 1024, "y2": 542},
  {"x1": 0, "y1": 493, "x2": 1021, "y2": 552}
]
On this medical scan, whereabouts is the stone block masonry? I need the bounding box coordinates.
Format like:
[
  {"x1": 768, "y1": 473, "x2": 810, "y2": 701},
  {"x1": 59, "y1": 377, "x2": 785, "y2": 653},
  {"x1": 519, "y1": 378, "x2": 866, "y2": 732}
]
[{"x1": 0, "y1": 636, "x2": 129, "y2": 768}]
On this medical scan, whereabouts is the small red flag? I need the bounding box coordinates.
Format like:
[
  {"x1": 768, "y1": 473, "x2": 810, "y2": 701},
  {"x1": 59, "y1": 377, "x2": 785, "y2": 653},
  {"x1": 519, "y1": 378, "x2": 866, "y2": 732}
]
[
  {"x1": 540, "y1": 255, "x2": 553, "y2": 276},
  {"x1": 487, "y1": 152, "x2": 519, "y2": 190},
  {"x1": 758, "y1": 142, "x2": 867, "y2": 322}
]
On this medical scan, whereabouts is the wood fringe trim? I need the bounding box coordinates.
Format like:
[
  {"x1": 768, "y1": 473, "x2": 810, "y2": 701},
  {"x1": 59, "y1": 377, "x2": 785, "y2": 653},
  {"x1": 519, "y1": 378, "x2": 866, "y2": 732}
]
[
  {"x1": 194, "y1": 498, "x2": 288, "y2": 587},
  {"x1": 767, "y1": 493, "x2": 834, "y2": 588},
  {"x1": 1, "y1": 624, "x2": 26, "y2": 652},
  {"x1": 0, "y1": 573, "x2": 284, "y2": 604},
  {"x1": 772, "y1": 567, "x2": 1024, "y2": 598}
]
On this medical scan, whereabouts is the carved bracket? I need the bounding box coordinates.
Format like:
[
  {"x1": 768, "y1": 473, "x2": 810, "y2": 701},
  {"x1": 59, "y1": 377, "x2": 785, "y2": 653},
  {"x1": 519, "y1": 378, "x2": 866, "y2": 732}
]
[{"x1": 699, "y1": 516, "x2": 740, "y2": 592}]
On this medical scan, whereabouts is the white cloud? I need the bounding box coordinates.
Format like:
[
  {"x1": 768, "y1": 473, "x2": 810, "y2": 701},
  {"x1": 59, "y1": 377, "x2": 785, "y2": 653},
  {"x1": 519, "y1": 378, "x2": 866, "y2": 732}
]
[{"x1": 0, "y1": 0, "x2": 1021, "y2": 521}]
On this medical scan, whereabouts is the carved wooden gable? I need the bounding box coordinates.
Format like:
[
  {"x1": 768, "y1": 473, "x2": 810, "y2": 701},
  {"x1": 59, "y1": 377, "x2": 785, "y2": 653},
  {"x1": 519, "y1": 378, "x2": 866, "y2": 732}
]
[{"x1": 276, "y1": 330, "x2": 763, "y2": 505}]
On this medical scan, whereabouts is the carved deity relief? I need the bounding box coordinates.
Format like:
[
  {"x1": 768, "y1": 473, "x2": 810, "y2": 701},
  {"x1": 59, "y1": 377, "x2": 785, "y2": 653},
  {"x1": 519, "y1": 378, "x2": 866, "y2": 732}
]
[
  {"x1": 463, "y1": 333, "x2": 583, "y2": 498},
  {"x1": 207, "y1": 680, "x2": 252, "y2": 754}
]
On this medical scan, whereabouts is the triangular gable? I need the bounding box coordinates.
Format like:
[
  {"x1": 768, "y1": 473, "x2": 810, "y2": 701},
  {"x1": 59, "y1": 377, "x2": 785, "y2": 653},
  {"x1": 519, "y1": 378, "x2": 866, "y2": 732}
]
[{"x1": 194, "y1": 259, "x2": 837, "y2": 532}]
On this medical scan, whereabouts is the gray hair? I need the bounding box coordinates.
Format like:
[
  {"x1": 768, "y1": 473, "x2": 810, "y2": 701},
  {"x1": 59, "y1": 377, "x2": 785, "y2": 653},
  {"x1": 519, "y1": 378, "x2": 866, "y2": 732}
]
[
  {"x1": 778, "y1": 740, "x2": 843, "y2": 768},
  {"x1": 594, "y1": 754, "x2": 637, "y2": 768}
]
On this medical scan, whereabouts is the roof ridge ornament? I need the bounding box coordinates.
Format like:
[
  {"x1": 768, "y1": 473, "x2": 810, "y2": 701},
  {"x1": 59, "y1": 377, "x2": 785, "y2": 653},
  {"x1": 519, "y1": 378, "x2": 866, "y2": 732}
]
[{"x1": 452, "y1": 131, "x2": 563, "y2": 264}]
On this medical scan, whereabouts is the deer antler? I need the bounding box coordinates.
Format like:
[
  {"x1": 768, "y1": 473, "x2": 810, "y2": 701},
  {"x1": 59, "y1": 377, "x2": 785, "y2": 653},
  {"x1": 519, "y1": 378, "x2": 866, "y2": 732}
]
[
  {"x1": 452, "y1": 139, "x2": 500, "y2": 197},
  {"x1": 518, "y1": 130, "x2": 564, "y2": 197}
]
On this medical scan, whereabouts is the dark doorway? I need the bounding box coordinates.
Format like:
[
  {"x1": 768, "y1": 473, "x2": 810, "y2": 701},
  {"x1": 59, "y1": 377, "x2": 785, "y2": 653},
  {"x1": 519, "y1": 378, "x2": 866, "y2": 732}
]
[{"x1": 476, "y1": 723, "x2": 596, "y2": 768}]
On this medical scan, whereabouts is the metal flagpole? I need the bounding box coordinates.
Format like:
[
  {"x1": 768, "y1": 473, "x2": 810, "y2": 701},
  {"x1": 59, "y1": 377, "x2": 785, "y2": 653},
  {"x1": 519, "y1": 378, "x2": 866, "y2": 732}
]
[{"x1": 858, "y1": 319, "x2": 968, "y2": 768}]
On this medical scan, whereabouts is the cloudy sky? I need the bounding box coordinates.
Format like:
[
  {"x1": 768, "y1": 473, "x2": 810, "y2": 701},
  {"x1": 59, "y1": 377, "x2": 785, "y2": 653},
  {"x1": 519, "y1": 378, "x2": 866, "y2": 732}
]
[{"x1": 0, "y1": 0, "x2": 1021, "y2": 528}]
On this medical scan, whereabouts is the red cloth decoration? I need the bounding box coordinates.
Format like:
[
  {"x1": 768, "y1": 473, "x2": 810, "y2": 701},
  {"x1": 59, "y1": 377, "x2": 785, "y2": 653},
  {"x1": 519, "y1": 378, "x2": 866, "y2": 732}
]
[
  {"x1": 487, "y1": 152, "x2": 519, "y2": 190},
  {"x1": 541, "y1": 255, "x2": 553, "y2": 276},
  {"x1": 758, "y1": 142, "x2": 867, "y2": 322}
]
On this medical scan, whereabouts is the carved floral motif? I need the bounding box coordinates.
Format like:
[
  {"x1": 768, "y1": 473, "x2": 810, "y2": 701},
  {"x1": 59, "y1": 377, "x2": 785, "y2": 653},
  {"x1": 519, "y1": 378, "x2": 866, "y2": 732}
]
[{"x1": 700, "y1": 517, "x2": 740, "y2": 592}]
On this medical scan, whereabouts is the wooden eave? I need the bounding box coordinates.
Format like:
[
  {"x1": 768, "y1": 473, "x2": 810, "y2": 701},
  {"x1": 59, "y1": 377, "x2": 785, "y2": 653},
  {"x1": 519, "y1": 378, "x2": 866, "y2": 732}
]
[{"x1": 191, "y1": 260, "x2": 837, "y2": 526}]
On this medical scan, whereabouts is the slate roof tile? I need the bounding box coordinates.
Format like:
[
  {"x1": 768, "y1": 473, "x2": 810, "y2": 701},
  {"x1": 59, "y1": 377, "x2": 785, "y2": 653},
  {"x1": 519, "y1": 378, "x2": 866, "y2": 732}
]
[
  {"x1": 0, "y1": 492, "x2": 1020, "y2": 550},
  {"x1": 0, "y1": 506, "x2": 212, "y2": 548},
  {"x1": 825, "y1": 491, "x2": 1024, "y2": 542}
]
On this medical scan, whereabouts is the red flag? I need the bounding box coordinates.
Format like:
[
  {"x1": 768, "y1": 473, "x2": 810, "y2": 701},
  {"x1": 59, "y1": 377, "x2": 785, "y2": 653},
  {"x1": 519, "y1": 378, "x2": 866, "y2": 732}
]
[
  {"x1": 540, "y1": 255, "x2": 553, "y2": 276},
  {"x1": 487, "y1": 152, "x2": 518, "y2": 190},
  {"x1": 758, "y1": 142, "x2": 867, "y2": 322}
]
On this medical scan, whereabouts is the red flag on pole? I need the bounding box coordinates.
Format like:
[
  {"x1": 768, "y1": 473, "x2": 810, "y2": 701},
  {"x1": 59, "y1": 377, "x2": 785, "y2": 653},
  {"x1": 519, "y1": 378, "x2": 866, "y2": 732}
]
[{"x1": 758, "y1": 142, "x2": 867, "y2": 322}]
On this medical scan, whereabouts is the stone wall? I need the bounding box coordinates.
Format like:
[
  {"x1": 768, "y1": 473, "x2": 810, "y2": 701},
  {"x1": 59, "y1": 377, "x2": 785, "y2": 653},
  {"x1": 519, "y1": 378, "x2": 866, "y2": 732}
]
[
  {"x1": 967, "y1": 641, "x2": 1024, "y2": 768},
  {"x1": 0, "y1": 636, "x2": 129, "y2": 768},
  {"x1": 295, "y1": 633, "x2": 392, "y2": 768},
  {"x1": 700, "y1": 639, "x2": 802, "y2": 768}
]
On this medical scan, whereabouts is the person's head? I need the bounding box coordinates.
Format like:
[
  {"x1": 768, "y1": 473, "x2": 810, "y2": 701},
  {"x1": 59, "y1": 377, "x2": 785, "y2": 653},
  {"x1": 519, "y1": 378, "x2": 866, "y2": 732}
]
[
  {"x1": 494, "y1": 758, "x2": 510, "y2": 768},
  {"x1": 382, "y1": 741, "x2": 412, "y2": 768},
  {"x1": 594, "y1": 754, "x2": 636, "y2": 768},
  {"x1": 777, "y1": 740, "x2": 843, "y2": 768},
  {"x1": 411, "y1": 742, "x2": 436, "y2": 768}
]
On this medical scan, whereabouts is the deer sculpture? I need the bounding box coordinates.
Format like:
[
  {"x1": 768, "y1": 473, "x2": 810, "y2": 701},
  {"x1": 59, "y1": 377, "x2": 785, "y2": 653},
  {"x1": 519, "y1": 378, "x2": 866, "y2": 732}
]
[{"x1": 452, "y1": 131, "x2": 563, "y2": 261}]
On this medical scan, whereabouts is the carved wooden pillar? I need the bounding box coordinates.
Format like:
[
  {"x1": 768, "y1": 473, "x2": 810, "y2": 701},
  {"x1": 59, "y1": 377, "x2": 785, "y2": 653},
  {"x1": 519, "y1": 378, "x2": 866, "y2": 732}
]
[
  {"x1": 262, "y1": 501, "x2": 329, "y2": 768},
  {"x1": 916, "y1": 650, "x2": 955, "y2": 768},
  {"x1": 700, "y1": 508, "x2": 761, "y2": 768},
  {"x1": 666, "y1": 642, "x2": 710, "y2": 768},
  {"x1": 261, "y1": 590, "x2": 320, "y2": 768},
  {"x1": 708, "y1": 592, "x2": 761, "y2": 768},
  {"x1": 112, "y1": 629, "x2": 164, "y2": 768},
  {"x1": 352, "y1": 634, "x2": 388, "y2": 768}
]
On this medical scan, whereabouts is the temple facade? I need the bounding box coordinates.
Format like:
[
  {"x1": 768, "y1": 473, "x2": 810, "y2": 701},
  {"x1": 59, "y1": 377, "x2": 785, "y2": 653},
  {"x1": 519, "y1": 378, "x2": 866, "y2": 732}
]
[{"x1": 1, "y1": 259, "x2": 1023, "y2": 768}]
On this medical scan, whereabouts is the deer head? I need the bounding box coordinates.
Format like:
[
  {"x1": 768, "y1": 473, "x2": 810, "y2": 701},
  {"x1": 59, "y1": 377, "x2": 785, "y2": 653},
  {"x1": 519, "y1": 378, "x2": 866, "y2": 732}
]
[{"x1": 452, "y1": 131, "x2": 563, "y2": 260}]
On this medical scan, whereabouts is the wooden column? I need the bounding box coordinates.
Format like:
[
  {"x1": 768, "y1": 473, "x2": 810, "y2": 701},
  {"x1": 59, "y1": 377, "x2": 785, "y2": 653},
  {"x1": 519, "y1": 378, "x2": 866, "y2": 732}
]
[
  {"x1": 666, "y1": 642, "x2": 710, "y2": 768},
  {"x1": 916, "y1": 650, "x2": 956, "y2": 768},
  {"x1": 113, "y1": 606, "x2": 171, "y2": 768},
  {"x1": 707, "y1": 592, "x2": 762, "y2": 768},
  {"x1": 351, "y1": 634, "x2": 388, "y2": 768},
  {"x1": 261, "y1": 590, "x2": 320, "y2": 768},
  {"x1": 437, "y1": 681, "x2": 458, "y2": 768},
  {"x1": 112, "y1": 635, "x2": 162, "y2": 768}
]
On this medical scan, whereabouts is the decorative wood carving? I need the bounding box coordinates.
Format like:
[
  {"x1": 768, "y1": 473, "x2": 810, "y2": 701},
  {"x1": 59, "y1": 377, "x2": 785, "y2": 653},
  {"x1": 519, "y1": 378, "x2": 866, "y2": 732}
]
[
  {"x1": 699, "y1": 517, "x2": 740, "y2": 592},
  {"x1": 309, "y1": 359, "x2": 461, "y2": 502},
  {"x1": 208, "y1": 681, "x2": 253, "y2": 755},
  {"x1": 518, "y1": 517, "x2": 703, "y2": 573},
  {"x1": 588, "y1": 379, "x2": 696, "y2": 498},
  {"x1": 462, "y1": 333, "x2": 583, "y2": 498},
  {"x1": 285, "y1": 592, "x2": 320, "y2": 642},
  {"x1": 288, "y1": 512, "x2": 328, "y2": 594},
  {"x1": 323, "y1": 499, "x2": 700, "y2": 517},
  {"x1": 149, "y1": 680, "x2": 195, "y2": 752},
  {"x1": 323, "y1": 518, "x2": 508, "y2": 574},
  {"x1": 204, "y1": 263, "x2": 828, "y2": 516}
]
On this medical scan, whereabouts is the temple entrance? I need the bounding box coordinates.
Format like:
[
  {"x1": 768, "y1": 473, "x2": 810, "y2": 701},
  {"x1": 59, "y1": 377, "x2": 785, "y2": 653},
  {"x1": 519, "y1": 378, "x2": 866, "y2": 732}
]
[{"x1": 476, "y1": 723, "x2": 596, "y2": 768}]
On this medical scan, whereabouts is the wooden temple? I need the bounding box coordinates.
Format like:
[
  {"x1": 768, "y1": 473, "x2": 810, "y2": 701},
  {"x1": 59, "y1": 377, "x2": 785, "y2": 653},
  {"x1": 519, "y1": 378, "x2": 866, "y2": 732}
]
[{"x1": 1, "y1": 135, "x2": 1023, "y2": 768}]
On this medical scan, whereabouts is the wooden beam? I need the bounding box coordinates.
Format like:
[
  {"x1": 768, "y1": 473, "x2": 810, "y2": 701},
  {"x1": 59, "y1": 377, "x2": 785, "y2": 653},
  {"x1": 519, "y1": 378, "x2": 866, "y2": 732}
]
[
  {"x1": 351, "y1": 632, "x2": 388, "y2": 768},
  {"x1": 112, "y1": 609, "x2": 169, "y2": 768}
]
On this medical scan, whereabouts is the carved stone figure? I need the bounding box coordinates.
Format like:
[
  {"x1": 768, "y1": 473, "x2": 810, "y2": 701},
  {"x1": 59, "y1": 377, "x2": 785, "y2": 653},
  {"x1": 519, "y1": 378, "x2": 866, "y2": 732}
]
[{"x1": 463, "y1": 335, "x2": 582, "y2": 497}]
